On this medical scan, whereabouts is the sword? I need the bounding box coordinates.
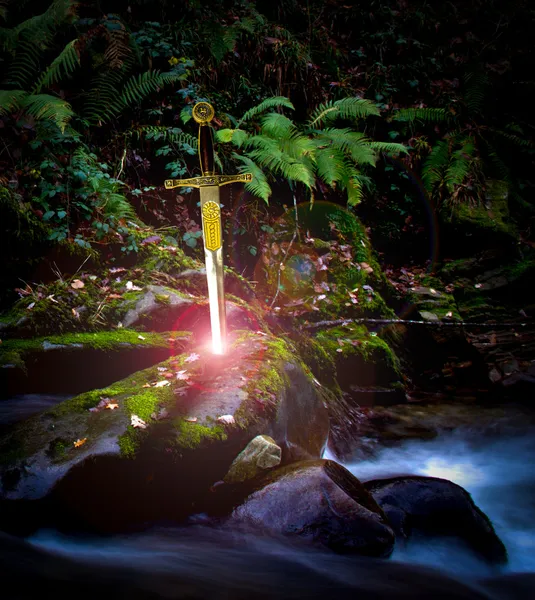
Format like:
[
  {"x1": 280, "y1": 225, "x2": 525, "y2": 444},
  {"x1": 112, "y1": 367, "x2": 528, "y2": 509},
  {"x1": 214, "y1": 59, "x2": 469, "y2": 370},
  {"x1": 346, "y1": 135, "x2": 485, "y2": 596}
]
[{"x1": 164, "y1": 102, "x2": 252, "y2": 355}]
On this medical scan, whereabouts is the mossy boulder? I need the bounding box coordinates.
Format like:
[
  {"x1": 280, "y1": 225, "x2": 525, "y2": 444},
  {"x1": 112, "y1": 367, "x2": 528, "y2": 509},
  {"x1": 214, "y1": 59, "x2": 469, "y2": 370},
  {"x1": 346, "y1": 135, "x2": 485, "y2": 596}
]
[
  {"x1": 223, "y1": 459, "x2": 395, "y2": 556},
  {"x1": 0, "y1": 330, "x2": 191, "y2": 398},
  {"x1": 313, "y1": 324, "x2": 403, "y2": 404},
  {"x1": 365, "y1": 476, "x2": 507, "y2": 564},
  {"x1": 0, "y1": 331, "x2": 329, "y2": 533}
]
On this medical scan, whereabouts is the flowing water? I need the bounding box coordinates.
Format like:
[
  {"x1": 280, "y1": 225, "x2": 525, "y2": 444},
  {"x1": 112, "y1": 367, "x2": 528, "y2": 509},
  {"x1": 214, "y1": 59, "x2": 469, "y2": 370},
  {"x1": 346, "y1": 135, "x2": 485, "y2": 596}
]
[
  {"x1": 1, "y1": 394, "x2": 535, "y2": 598},
  {"x1": 325, "y1": 425, "x2": 535, "y2": 577}
]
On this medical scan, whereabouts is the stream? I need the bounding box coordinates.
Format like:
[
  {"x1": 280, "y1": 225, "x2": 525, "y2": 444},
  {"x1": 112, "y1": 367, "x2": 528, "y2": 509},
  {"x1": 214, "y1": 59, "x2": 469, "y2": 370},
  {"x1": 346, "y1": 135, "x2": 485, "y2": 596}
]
[{"x1": 1, "y1": 394, "x2": 535, "y2": 598}]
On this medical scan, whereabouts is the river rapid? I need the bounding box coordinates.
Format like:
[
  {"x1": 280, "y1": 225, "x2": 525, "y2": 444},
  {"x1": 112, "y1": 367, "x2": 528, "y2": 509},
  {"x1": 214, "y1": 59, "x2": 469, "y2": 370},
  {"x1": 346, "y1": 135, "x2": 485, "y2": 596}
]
[{"x1": 1, "y1": 395, "x2": 535, "y2": 599}]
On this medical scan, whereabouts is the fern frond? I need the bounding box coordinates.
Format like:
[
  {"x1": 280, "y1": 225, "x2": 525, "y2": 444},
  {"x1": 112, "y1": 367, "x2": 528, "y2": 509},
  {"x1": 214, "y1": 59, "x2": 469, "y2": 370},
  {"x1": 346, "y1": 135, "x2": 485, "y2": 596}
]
[
  {"x1": 32, "y1": 39, "x2": 80, "y2": 94},
  {"x1": 104, "y1": 21, "x2": 132, "y2": 69},
  {"x1": 5, "y1": 39, "x2": 42, "y2": 88},
  {"x1": 0, "y1": 89, "x2": 27, "y2": 115},
  {"x1": 464, "y1": 71, "x2": 488, "y2": 115},
  {"x1": 260, "y1": 112, "x2": 297, "y2": 139},
  {"x1": 392, "y1": 107, "x2": 449, "y2": 123},
  {"x1": 318, "y1": 128, "x2": 377, "y2": 166},
  {"x1": 489, "y1": 127, "x2": 533, "y2": 148},
  {"x1": 100, "y1": 192, "x2": 137, "y2": 220},
  {"x1": 422, "y1": 139, "x2": 450, "y2": 191},
  {"x1": 233, "y1": 153, "x2": 272, "y2": 202},
  {"x1": 85, "y1": 71, "x2": 181, "y2": 124},
  {"x1": 238, "y1": 96, "x2": 294, "y2": 126},
  {"x1": 368, "y1": 141, "x2": 409, "y2": 155},
  {"x1": 308, "y1": 97, "x2": 379, "y2": 127},
  {"x1": 445, "y1": 139, "x2": 474, "y2": 190},
  {"x1": 315, "y1": 147, "x2": 347, "y2": 187},
  {"x1": 21, "y1": 93, "x2": 74, "y2": 132}
]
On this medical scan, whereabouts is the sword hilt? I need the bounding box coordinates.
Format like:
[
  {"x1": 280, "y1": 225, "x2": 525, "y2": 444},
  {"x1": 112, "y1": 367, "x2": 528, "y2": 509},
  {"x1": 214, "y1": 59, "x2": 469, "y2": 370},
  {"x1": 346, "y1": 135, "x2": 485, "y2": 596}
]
[{"x1": 164, "y1": 173, "x2": 252, "y2": 189}]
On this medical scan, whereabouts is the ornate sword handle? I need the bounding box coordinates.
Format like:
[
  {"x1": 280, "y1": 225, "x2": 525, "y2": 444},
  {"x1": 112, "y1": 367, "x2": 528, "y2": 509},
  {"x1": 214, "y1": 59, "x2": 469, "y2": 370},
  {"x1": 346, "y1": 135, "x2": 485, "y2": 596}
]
[{"x1": 193, "y1": 102, "x2": 215, "y2": 176}]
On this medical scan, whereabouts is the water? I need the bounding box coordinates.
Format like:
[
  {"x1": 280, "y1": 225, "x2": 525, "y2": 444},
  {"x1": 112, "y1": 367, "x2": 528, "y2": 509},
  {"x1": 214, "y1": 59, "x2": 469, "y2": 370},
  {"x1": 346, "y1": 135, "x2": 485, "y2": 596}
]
[
  {"x1": 0, "y1": 393, "x2": 71, "y2": 427},
  {"x1": 2, "y1": 393, "x2": 535, "y2": 597},
  {"x1": 325, "y1": 427, "x2": 535, "y2": 576}
]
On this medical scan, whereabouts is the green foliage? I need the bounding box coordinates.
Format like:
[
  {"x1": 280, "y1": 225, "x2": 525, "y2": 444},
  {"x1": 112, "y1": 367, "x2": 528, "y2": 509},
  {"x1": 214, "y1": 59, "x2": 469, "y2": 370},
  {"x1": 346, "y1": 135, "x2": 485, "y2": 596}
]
[
  {"x1": 216, "y1": 95, "x2": 407, "y2": 205},
  {"x1": 32, "y1": 39, "x2": 80, "y2": 93}
]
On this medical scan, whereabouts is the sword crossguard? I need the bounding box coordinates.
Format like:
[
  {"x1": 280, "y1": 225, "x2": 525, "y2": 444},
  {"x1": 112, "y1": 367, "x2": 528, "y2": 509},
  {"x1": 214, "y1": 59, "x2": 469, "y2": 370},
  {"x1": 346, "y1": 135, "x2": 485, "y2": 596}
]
[{"x1": 164, "y1": 173, "x2": 252, "y2": 189}]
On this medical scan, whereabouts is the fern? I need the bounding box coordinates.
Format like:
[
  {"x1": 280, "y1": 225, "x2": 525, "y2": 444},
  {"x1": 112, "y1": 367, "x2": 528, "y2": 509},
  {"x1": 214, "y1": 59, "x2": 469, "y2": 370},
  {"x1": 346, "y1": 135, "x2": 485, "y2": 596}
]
[
  {"x1": 233, "y1": 154, "x2": 272, "y2": 202},
  {"x1": 32, "y1": 39, "x2": 80, "y2": 94},
  {"x1": 392, "y1": 107, "x2": 449, "y2": 123},
  {"x1": 0, "y1": 89, "x2": 27, "y2": 114},
  {"x1": 368, "y1": 141, "x2": 409, "y2": 155},
  {"x1": 85, "y1": 71, "x2": 182, "y2": 125},
  {"x1": 5, "y1": 39, "x2": 42, "y2": 88},
  {"x1": 22, "y1": 93, "x2": 74, "y2": 132},
  {"x1": 315, "y1": 147, "x2": 347, "y2": 187},
  {"x1": 308, "y1": 98, "x2": 380, "y2": 127},
  {"x1": 238, "y1": 96, "x2": 294, "y2": 126},
  {"x1": 104, "y1": 20, "x2": 132, "y2": 69},
  {"x1": 464, "y1": 71, "x2": 488, "y2": 115}
]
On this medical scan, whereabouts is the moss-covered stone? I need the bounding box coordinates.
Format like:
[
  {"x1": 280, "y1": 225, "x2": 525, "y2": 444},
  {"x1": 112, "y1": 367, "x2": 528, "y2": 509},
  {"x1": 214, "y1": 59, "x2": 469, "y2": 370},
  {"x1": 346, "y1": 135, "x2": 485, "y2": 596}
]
[{"x1": 0, "y1": 330, "x2": 191, "y2": 369}]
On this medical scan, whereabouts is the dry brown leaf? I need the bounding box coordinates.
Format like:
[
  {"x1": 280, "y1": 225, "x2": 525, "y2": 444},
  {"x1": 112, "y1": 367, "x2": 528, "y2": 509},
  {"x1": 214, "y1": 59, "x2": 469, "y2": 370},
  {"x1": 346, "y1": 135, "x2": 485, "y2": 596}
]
[
  {"x1": 154, "y1": 380, "x2": 170, "y2": 388},
  {"x1": 73, "y1": 438, "x2": 87, "y2": 448},
  {"x1": 105, "y1": 403, "x2": 119, "y2": 410},
  {"x1": 71, "y1": 279, "x2": 85, "y2": 289}
]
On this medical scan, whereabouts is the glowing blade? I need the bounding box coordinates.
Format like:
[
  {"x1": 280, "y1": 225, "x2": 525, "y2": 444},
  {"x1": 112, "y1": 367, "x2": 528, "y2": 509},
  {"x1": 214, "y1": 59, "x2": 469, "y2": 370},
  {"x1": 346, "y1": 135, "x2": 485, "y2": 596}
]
[{"x1": 199, "y1": 185, "x2": 226, "y2": 355}]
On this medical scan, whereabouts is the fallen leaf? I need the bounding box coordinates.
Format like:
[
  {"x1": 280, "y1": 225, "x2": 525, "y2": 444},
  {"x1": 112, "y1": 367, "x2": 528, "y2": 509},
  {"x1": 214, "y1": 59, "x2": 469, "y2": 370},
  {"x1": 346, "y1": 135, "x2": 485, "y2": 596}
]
[
  {"x1": 475, "y1": 283, "x2": 482, "y2": 288},
  {"x1": 142, "y1": 383, "x2": 151, "y2": 388},
  {"x1": 184, "y1": 352, "x2": 200, "y2": 363},
  {"x1": 126, "y1": 281, "x2": 143, "y2": 291},
  {"x1": 154, "y1": 380, "x2": 170, "y2": 387},
  {"x1": 72, "y1": 308, "x2": 80, "y2": 319},
  {"x1": 107, "y1": 293, "x2": 123, "y2": 299},
  {"x1": 138, "y1": 335, "x2": 146, "y2": 340},
  {"x1": 46, "y1": 295, "x2": 59, "y2": 303},
  {"x1": 27, "y1": 302, "x2": 35, "y2": 310},
  {"x1": 109, "y1": 267, "x2": 126, "y2": 273},
  {"x1": 184, "y1": 416, "x2": 198, "y2": 423},
  {"x1": 106, "y1": 403, "x2": 119, "y2": 410},
  {"x1": 176, "y1": 370, "x2": 190, "y2": 380},
  {"x1": 173, "y1": 388, "x2": 188, "y2": 396},
  {"x1": 217, "y1": 414, "x2": 235, "y2": 425},
  {"x1": 71, "y1": 279, "x2": 84, "y2": 289},
  {"x1": 157, "y1": 367, "x2": 168, "y2": 372},
  {"x1": 131, "y1": 414, "x2": 147, "y2": 429},
  {"x1": 73, "y1": 438, "x2": 87, "y2": 448}
]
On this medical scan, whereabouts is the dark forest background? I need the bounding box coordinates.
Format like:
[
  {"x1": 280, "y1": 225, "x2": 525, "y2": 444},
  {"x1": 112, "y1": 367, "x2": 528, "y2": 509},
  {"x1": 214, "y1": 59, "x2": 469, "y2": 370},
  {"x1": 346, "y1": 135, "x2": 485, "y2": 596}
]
[{"x1": 1, "y1": 0, "x2": 533, "y2": 310}]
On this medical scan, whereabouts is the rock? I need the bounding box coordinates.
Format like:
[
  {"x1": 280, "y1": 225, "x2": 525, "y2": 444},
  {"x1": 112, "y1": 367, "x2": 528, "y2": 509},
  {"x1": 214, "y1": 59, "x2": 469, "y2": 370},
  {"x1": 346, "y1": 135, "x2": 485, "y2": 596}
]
[
  {"x1": 224, "y1": 434, "x2": 281, "y2": 484},
  {"x1": 365, "y1": 476, "x2": 507, "y2": 564},
  {"x1": 225, "y1": 459, "x2": 395, "y2": 556},
  {"x1": 419, "y1": 311, "x2": 440, "y2": 322},
  {"x1": 176, "y1": 269, "x2": 257, "y2": 302},
  {"x1": 0, "y1": 331, "x2": 329, "y2": 533},
  {"x1": 121, "y1": 285, "x2": 195, "y2": 329}
]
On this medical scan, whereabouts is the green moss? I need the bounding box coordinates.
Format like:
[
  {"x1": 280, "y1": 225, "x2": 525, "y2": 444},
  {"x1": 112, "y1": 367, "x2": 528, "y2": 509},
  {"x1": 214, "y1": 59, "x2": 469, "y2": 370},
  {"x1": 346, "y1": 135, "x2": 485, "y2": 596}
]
[
  {"x1": 117, "y1": 429, "x2": 141, "y2": 459},
  {"x1": 316, "y1": 324, "x2": 401, "y2": 373},
  {"x1": 450, "y1": 198, "x2": 517, "y2": 238},
  {"x1": 0, "y1": 330, "x2": 191, "y2": 369},
  {"x1": 173, "y1": 419, "x2": 227, "y2": 450}
]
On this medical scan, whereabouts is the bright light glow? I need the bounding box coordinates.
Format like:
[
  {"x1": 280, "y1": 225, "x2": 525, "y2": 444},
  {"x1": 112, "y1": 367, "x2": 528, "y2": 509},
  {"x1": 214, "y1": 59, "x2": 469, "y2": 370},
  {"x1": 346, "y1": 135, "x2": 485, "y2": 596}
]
[{"x1": 204, "y1": 247, "x2": 226, "y2": 355}]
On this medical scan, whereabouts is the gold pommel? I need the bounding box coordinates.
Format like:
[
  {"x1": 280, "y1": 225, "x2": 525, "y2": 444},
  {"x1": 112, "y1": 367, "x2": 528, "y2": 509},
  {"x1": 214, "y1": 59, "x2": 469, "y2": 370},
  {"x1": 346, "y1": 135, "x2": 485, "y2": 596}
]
[
  {"x1": 165, "y1": 173, "x2": 252, "y2": 189},
  {"x1": 192, "y1": 102, "x2": 214, "y2": 124}
]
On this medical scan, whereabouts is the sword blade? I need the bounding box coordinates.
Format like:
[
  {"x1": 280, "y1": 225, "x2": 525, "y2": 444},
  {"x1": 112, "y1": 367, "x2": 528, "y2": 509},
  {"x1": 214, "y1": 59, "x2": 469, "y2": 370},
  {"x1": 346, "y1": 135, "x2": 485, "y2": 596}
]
[{"x1": 199, "y1": 185, "x2": 226, "y2": 354}]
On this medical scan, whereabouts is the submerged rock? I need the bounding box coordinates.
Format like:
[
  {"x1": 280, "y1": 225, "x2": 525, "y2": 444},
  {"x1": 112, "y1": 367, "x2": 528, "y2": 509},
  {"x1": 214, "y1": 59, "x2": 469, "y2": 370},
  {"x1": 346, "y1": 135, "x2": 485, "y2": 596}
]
[
  {"x1": 225, "y1": 459, "x2": 395, "y2": 557},
  {"x1": 364, "y1": 475, "x2": 507, "y2": 564}
]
